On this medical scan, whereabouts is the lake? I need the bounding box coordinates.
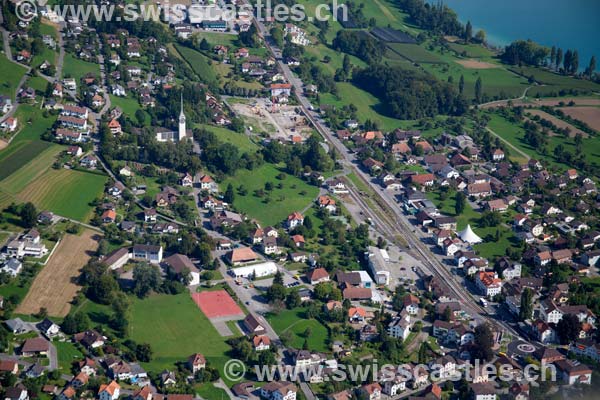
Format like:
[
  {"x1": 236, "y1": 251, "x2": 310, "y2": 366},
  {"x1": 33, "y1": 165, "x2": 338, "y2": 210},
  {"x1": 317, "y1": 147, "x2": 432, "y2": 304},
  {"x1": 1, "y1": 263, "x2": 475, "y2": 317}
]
[{"x1": 439, "y1": 0, "x2": 600, "y2": 70}]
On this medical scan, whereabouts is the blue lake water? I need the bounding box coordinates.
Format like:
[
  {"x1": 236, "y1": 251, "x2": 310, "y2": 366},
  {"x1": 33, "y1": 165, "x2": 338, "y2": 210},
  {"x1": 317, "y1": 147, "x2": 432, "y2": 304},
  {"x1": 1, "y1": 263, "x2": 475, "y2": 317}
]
[{"x1": 438, "y1": 0, "x2": 600, "y2": 70}]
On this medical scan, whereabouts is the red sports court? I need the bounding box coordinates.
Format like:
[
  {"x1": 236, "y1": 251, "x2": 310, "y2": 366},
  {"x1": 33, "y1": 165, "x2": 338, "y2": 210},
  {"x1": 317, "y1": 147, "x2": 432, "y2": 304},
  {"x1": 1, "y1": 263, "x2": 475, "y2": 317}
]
[{"x1": 191, "y1": 290, "x2": 244, "y2": 318}]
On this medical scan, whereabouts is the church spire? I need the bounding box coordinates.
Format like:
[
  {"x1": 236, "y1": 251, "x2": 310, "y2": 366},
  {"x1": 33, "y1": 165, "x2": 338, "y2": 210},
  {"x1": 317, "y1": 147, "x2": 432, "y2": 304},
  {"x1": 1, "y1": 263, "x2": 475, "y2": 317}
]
[{"x1": 178, "y1": 91, "x2": 186, "y2": 141}]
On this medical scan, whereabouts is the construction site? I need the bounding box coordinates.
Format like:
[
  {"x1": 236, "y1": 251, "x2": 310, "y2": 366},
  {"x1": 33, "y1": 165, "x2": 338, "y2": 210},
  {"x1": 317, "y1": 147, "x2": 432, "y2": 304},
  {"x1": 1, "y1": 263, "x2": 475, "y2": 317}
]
[{"x1": 229, "y1": 98, "x2": 314, "y2": 142}]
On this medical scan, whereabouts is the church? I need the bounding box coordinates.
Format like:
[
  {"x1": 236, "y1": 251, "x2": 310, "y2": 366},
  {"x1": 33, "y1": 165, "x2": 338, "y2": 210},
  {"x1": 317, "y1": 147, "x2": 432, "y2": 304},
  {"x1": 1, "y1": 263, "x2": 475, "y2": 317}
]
[{"x1": 156, "y1": 95, "x2": 191, "y2": 142}]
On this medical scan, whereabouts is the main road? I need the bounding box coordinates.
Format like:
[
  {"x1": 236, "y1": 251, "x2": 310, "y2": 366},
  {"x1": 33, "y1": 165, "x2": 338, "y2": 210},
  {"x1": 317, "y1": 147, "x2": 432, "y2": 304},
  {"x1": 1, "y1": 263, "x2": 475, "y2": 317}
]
[{"x1": 250, "y1": 14, "x2": 525, "y2": 342}]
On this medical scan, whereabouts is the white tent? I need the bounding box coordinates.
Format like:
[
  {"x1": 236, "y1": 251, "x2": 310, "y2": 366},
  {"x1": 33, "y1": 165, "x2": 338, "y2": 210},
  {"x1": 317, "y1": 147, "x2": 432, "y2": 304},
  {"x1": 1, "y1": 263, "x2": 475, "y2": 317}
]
[{"x1": 458, "y1": 224, "x2": 483, "y2": 244}]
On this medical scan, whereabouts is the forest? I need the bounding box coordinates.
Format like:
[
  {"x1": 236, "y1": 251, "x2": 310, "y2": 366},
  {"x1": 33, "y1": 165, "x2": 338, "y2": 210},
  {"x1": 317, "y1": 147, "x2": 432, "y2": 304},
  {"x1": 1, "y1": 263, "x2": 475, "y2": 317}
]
[{"x1": 353, "y1": 64, "x2": 468, "y2": 119}]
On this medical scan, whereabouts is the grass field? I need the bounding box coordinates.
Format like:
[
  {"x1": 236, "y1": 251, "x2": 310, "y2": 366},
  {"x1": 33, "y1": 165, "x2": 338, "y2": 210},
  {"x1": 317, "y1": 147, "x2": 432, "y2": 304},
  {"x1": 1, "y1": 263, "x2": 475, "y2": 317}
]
[
  {"x1": 12, "y1": 104, "x2": 56, "y2": 143},
  {"x1": 0, "y1": 54, "x2": 28, "y2": 99},
  {"x1": 212, "y1": 63, "x2": 264, "y2": 91},
  {"x1": 0, "y1": 140, "x2": 54, "y2": 180},
  {"x1": 421, "y1": 47, "x2": 530, "y2": 100},
  {"x1": 62, "y1": 54, "x2": 100, "y2": 81},
  {"x1": 487, "y1": 112, "x2": 600, "y2": 174},
  {"x1": 319, "y1": 83, "x2": 408, "y2": 131},
  {"x1": 386, "y1": 43, "x2": 443, "y2": 64},
  {"x1": 222, "y1": 164, "x2": 319, "y2": 226},
  {"x1": 426, "y1": 190, "x2": 519, "y2": 260},
  {"x1": 446, "y1": 42, "x2": 497, "y2": 59},
  {"x1": 508, "y1": 66, "x2": 600, "y2": 96},
  {"x1": 266, "y1": 308, "x2": 328, "y2": 352},
  {"x1": 197, "y1": 124, "x2": 259, "y2": 152},
  {"x1": 129, "y1": 293, "x2": 231, "y2": 374},
  {"x1": 18, "y1": 169, "x2": 107, "y2": 221},
  {"x1": 0, "y1": 144, "x2": 62, "y2": 193},
  {"x1": 109, "y1": 95, "x2": 151, "y2": 125},
  {"x1": 55, "y1": 340, "x2": 84, "y2": 372},
  {"x1": 173, "y1": 44, "x2": 217, "y2": 85},
  {"x1": 16, "y1": 230, "x2": 100, "y2": 317}
]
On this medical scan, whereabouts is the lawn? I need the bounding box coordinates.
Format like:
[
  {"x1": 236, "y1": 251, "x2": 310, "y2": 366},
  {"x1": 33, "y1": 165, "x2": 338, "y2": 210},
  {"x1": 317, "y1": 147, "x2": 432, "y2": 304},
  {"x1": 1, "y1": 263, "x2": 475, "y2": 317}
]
[
  {"x1": 129, "y1": 293, "x2": 231, "y2": 374},
  {"x1": 213, "y1": 63, "x2": 264, "y2": 90},
  {"x1": 17, "y1": 168, "x2": 107, "y2": 221},
  {"x1": 196, "y1": 383, "x2": 229, "y2": 400},
  {"x1": 222, "y1": 164, "x2": 319, "y2": 227},
  {"x1": 26, "y1": 76, "x2": 50, "y2": 92},
  {"x1": 54, "y1": 340, "x2": 84, "y2": 372},
  {"x1": 266, "y1": 308, "x2": 329, "y2": 352},
  {"x1": 197, "y1": 124, "x2": 259, "y2": 152},
  {"x1": 12, "y1": 104, "x2": 56, "y2": 143},
  {"x1": 426, "y1": 190, "x2": 519, "y2": 260},
  {"x1": 173, "y1": 44, "x2": 217, "y2": 85},
  {"x1": 62, "y1": 54, "x2": 100, "y2": 81},
  {"x1": 109, "y1": 95, "x2": 150, "y2": 125},
  {"x1": 0, "y1": 53, "x2": 28, "y2": 99}
]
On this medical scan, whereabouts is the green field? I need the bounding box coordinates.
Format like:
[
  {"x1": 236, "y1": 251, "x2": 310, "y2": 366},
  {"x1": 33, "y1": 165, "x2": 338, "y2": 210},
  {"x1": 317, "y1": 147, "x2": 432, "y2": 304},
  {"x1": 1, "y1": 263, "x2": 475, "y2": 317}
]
[
  {"x1": 386, "y1": 43, "x2": 443, "y2": 64},
  {"x1": 62, "y1": 54, "x2": 100, "y2": 81},
  {"x1": 426, "y1": 190, "x2": 519, "y2": 260},
  {"x1": 12, "y1": 104, "x2": 56, "y2": 143},
  {"x1": 446, "y1": 42, "x2": 497, "y2": 59},
  {"x1": 319, "y1": 82, "x2": 410, "y2": 131},
  {"x1": 197, "y1": 124, "x2": 259, "y2": 152},
  {"x1": 266, "y1": 308, "x2": 329, "y2": 352},
  {"x1": 487, "y1": 112, "x2": 600, "y2": 174},
  {"x1": 222, "y1": 164, "x2": 319, "y2": 226},
  {"x1": 508, "y1": 66, "x2": 600, "y2": 97},
  {"x1": 17, "y1": 168, "x2": 107, "y2": 221},
  {"x1": 0, "y1": 140, "x2": 54, "y2": 180},
  {"x1": 129, "y1": 293, "x2": 231, "y2": 374},
  {"x1": 109, "y1": 95, "x2": 151, "y2": 125},
  {"x1": 0, "y1": 143, "x2": 62, "y2": 193},
  {"x1": 421, "y1": 48, "x2": 530, "y2": 100},
  {"x1": 173, "y1": 44, "x2": 217, "y2": 85},
  {"x1": 55, "y1": 340, "x2": 84, "y2": 372},
  {"x1": 0, "y1": 53, "x2": 28, "y2": 99}
]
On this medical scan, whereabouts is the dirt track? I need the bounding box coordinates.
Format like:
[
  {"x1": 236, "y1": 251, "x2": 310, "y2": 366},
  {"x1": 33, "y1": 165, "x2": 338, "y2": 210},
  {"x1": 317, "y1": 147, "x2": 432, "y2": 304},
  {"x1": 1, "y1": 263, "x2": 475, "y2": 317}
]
[{"x1": 16, "y1": 230, "x2": 100, "y2": 317}]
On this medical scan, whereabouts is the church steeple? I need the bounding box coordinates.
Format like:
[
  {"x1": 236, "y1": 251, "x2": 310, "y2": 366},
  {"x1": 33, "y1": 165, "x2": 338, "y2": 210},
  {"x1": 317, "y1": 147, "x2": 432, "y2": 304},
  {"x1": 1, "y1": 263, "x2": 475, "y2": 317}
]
[{"x1": 178, "y1": 92, "x2": 186, "y2": 141}]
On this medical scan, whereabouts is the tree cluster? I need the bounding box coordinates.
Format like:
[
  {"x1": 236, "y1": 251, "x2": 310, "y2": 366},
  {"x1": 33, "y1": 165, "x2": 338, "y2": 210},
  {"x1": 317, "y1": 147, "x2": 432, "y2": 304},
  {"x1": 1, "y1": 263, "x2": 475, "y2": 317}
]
[{"x1": 353, "y1": 64, "x2": 467, "y2": 119}]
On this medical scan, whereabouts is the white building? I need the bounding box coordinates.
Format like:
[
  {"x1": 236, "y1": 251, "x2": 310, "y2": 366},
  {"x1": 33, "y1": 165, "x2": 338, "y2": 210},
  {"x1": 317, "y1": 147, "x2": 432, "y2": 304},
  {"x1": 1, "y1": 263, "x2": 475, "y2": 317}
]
[{"x1": 229, "y1": 262, "x2": 278, "y2": 279}]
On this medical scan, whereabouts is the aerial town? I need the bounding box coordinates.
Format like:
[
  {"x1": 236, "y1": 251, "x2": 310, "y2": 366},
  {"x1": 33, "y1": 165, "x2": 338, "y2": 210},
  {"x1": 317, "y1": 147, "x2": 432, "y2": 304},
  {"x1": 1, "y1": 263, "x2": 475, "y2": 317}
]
[{"x1": 0, "y1": 1, "x2": 599, "y2": 400}]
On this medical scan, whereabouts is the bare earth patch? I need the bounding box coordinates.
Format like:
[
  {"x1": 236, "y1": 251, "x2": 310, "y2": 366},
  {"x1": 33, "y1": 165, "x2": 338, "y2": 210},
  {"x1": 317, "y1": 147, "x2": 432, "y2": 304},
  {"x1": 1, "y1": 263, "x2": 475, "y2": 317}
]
[
  {"x1": 0, "y1": 140, "x2": 7, "y2": 151},
  {"x1": 526, "y1": 109, "x2": 587, "y2": 138},
  {"x1": 558, "y1": 106, "x2": 600, "y2": 132},
  {"x1": 455, "y1": 59, "x2": 498, "y2": 69},
  {"x1": 16, "y1": 230, "x2": 100, "y2": 317}
]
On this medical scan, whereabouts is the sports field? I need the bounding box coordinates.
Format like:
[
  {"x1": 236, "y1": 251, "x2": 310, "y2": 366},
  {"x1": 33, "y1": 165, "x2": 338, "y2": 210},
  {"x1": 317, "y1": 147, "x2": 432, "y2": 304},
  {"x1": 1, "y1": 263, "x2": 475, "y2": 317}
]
[
  {"x1": 18, "y1": 169, "x2": 107, "y2": 221},
  {"x1": 222, "y1": 164, "x2": 319, "y2": 226},
  {"x1": 192, "y1": 290, "x2": 244, "y2": 318},
  {"x1": 129, "y1": 293, "x2": 231, "y2": 373},
  {"x1": 16, "y1": 230, "x2": 100, "y2": 317}
]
